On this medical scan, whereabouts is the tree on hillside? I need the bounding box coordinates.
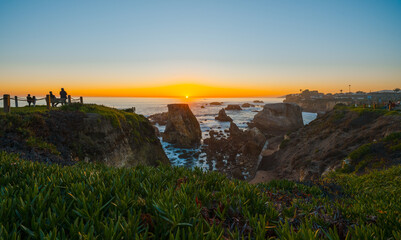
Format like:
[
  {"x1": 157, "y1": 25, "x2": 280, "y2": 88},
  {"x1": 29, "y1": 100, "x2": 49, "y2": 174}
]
[{"x1": 394, "y1": 88, "x2": 400, "y2": 93}]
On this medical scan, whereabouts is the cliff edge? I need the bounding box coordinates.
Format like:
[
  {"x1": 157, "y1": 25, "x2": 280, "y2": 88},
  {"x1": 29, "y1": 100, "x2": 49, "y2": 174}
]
[
  {"x1": 0, "y1": 104, "x2": 169, "y2": 166},
  {"x1": 252, "y1": 105, "x2": 401, "y2": 182}
]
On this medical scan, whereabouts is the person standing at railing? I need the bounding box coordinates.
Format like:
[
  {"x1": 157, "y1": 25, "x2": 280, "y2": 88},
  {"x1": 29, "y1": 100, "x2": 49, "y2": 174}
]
[
  {"x1": 60, "y1": 88, "x2": 67, "y2": 105},
  {"x1": 27, "y1": 94, "x2": 33, "y2": 107},
  {"x1": 49, "y1": 91, "x2": 56, "y2": 107},
  {"x1": 32, "y1": 96, "x2": 36, "y2": 107}
]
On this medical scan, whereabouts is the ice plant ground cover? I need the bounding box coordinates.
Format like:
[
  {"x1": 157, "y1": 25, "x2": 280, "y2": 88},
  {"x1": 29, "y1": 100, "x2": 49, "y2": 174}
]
[{"x1": 0, "y1": 151, "x2": 400, "y2": 239}]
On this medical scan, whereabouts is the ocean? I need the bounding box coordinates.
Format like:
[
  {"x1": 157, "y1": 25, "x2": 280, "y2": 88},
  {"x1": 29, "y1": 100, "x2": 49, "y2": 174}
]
[
  {"x1": 12, "y1": 97, "x2": 317, "y2": 169},
  {"x1": 82, "y1": 97, "x2": 317, "y2": 170}
]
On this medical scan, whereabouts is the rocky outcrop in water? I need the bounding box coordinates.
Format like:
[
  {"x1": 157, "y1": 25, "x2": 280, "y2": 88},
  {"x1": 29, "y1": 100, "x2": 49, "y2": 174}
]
[
  {"x1": 148, "y1": 112, "x2": 168, "y2": 125},
  {"x1": 163, "y1": 104, "x2": 202, "y2": 148},
  {"x1": 242, "y1": 103, "x2": 255, "y2": 108},
  {"x1": 229, "y1": 121, "x2": 242, "y2": 136},
  {"x1": 215, "y1": 109, "x2": 232, "y2": 122},
  {"x1": 209, "y1": 102, "x2": 223, "y2": 106},
  {"x1": 225, "y1": 104, "x2": 242, "y2": 111},
  {"x1": 249, "y1": 103, "x2": 303, "y2": 136},
  {"x1": 252, "y1": 106, "x2": 401, "y2": 183},
  {"x1": 202, "y1": 122, "x2": 266, "y2": 180},
  {"x1": 0, "y1": 104, "x2": 169, "y2": 167}
]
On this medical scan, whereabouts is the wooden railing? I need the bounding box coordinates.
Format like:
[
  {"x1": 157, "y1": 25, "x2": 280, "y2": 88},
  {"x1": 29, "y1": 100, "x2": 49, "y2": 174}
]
[{"x1": 1, "y1": 94, "x2": 83, "y2": 113}]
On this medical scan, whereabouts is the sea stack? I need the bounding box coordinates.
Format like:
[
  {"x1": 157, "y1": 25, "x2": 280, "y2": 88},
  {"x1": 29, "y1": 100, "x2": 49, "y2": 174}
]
[
  {"x1": 249, "y1": 103, "x2": 303, "y2": 136},
  {"x1": 163, "y1": 104, "x2": 202, "y2": 148},
  {"x1": 215, "y1": 108, "x2": 232, "y2": 122}
]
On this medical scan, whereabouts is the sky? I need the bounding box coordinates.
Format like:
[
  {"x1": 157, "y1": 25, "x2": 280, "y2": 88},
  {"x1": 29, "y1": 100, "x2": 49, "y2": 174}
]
[{"x1": 0, "y1": 0, "x2": 400, "y2": 97}]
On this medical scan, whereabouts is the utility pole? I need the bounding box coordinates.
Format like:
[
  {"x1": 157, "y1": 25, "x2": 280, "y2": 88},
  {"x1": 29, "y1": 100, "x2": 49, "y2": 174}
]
[{"x1": 349, "y1": 85, "x2": 351, "y2": 94}]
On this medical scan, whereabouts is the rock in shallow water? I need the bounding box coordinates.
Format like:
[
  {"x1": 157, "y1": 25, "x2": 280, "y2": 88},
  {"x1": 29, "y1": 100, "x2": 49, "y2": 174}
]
[
  {"x1": 209, "y1": 102, "x2": 223, "y2": 106},
  {"x1": 163, "y1": 104, "x2": 202, "y2": 148},
  {"x1": 241, "y1": 103, "x2": 255, "y2": 108},
  {"x1": 225, "y1": 104, "x2": 242, "y2": 111},
  {"x1": 215, "y1": 108, "x2": 232, "y2": 122}
]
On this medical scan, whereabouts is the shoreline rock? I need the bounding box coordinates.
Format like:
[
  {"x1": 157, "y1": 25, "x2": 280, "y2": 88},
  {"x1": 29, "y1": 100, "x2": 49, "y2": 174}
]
[
  {"x1": 215, "y1": 108, "x2": 233, "y2": 122},
  {"x1": 209, "y1": 102, "x2": 223, "y2": 106},
  {"x1": 202, "y1": 122, "x2": 267, "y2": 180},
  {"x1": 225, "y1": 104, "x2": 242, "y2": 111},
  {"x1": 241, "y1": 103, "x2": 255, "y2": 108}
]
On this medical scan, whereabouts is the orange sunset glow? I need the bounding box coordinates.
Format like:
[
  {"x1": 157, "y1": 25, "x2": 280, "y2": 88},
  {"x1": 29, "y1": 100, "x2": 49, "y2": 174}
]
[
  {"x1": 72, "y1": 83, "x2": 283, "y2": 98},
  {"x1": 1, "y1": 82, "x2": 285, "y2": 98}
]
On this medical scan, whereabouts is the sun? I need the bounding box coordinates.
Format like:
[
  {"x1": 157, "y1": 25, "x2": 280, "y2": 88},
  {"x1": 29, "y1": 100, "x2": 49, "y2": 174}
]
[{"x1": 185, "y1": 95, "x2": 189, "y2": 99}]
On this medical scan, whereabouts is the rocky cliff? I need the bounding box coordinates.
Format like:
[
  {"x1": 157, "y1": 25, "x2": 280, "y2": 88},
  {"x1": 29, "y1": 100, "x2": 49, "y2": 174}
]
[
  {"x1": 284, "y1": 99, "x2": 349, "y2": 114},
  {"x1": 163, "y1": 104, "x2": 202, "y2": 148},
  {"x1": 0, "y1": 104, "x2": 169, "y2": 167},
  {"x1": 249, "y1": 103, "x2": 303, "y2": 136},
  {"x1": 252, "y1": 106, "x2": 401, "y2": 183}
]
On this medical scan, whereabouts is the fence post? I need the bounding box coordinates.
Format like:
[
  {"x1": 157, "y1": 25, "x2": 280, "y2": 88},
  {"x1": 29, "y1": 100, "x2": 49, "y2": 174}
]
[
  {"x1": 3, "y1": 94, "x2": 10, "y2": 113},
  {"x1": 46, "y1": 95, "x2": 51, "y2": 109},
  {"x1": 68, "y1": 95, "x2": 71, "y2": 104},
  {"x1": 14, "y1": 96, "x2": 18, "y2": 108},
  {"x1": 80, "y1": 96, "x2": 83, "y2": 104}
]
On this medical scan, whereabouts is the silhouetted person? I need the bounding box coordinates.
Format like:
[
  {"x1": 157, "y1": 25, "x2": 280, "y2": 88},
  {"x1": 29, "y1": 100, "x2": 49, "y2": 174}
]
[
  {"x1": 50, "y1": 91, "x2": 56, "y2": 107},
  {"x1": 32, "y1": 96, "x2": 36, "y2": 107},
  {"x1": 27, "y1": 94, "x2": 33, "y2": 107},
  {"x1": 60, "y1": 88, "x2": 67, "y2": 105}
]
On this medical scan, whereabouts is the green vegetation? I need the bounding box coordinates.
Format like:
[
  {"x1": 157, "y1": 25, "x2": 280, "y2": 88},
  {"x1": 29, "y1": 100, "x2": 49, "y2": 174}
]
[
  {"x1": 0, "y1": 106, "x2": 49, "y2": 115},
  {"x1": 59, "y1": 104, "x2": 156, "y2": 145},
  {"x1": 348, "y1": 143, "x2": 372, "y2": 161},
  {"x1": 338, "y1": 132, "x2": 401, "y2": 174},
  {"x1": 0, "y1": 104, "x2": 157, "y2": 162},
  {"x1": 1, "y1": 104, "x2": 148, "y2": 130},
  {"x1": 333, "y1": 104, "x2": 401, "y2": 116},
  {"x1": 330, "y1": 110, "x2": 345, "y2": 122},
  {"x1": 385, "y1": 132, "x2": 401, "y2": 152},
  {"x1": 60, "y1": 103, "x2": 145, "y2": 129},
  {"x1": 1, "y1": 152, "x2": 400, "y2": 239},
  {"x1": 26, "y1": 136, "x2": 60, "y2": 155},
  {"x1": 384, "y1": 132, "x2": 401, "y2": 143}
]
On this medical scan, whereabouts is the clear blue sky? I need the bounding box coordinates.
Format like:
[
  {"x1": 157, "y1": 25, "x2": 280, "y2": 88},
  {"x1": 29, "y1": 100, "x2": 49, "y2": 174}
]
[{"x1": 0, "y1": 0, "x2": 400, "y2": 96}]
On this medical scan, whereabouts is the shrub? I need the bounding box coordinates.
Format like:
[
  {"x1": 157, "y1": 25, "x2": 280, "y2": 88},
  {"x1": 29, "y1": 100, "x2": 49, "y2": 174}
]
[{"x1": 348, "y1": 143, "x2": 372, "y2": 160}]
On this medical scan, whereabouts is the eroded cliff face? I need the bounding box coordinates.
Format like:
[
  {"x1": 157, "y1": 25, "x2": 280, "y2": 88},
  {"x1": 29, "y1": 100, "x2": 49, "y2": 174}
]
[
  {"x1": 284, "y1": 99, "x2": 349, "y2": 114},
  {"x1": 0, "y1": 105, "x2": 169, "y2": 167},
  {"x1": 252, "y1": 107, "x2": 401, "y2": 183},
  {"x1": 74, "y1": 112, "x2": 168, "y2": 167},
  {"x1": 249, "y1": 103, "x2": 303, "y2": 136}
]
